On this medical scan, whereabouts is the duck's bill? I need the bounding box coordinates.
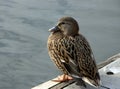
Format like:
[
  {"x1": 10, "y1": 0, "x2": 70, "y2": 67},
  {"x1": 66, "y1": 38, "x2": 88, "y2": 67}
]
[{"x1": 48, "y1": 26, "x2": 59, "y2": 32}]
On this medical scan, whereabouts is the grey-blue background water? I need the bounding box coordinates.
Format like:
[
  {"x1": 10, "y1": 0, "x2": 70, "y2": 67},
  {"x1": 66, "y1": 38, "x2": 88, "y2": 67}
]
[{"x1": 0, "y1": 0, "x2": 120, "y2": 89}]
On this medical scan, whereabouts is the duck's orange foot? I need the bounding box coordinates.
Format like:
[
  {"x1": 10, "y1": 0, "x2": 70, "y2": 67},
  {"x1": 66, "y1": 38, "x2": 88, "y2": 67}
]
[{"x1": 52, "y1": 74, "x2": 73, "y2": 82}]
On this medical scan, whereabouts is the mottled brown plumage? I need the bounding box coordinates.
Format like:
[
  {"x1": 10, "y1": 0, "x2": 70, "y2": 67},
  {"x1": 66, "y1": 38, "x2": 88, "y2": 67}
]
[{"x1": 47, "y1": 17, "x2": 100, "y2": 87}]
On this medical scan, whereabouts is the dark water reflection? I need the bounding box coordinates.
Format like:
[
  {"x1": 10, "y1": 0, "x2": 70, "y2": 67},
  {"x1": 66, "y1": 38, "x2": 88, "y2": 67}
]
[{"x1": 0, "y1": 0, "x2": 120, "y2": 89}]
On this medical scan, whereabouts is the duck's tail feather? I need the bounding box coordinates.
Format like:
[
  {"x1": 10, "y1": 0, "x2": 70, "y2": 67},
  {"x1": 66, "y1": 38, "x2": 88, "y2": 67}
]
[{"x1": 82, "y1": 77, "x2": 101, "y2": 88}]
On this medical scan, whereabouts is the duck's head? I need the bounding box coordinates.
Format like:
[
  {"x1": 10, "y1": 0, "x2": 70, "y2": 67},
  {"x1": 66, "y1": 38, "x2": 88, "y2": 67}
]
[{"x1": 49, "y1": 17, "x2": 79, "y2": 36}]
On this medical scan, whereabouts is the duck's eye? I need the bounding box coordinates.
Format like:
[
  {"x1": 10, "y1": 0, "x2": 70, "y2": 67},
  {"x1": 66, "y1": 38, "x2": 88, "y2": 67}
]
[
  {"x1": 59, "y1": 22, "x2": 65, "y2": 25},
  {"x1": 61, "y1": 22, "x2": 65, "y2": 24},
  {"x1": 58, "y1": 22, "x2": 66, "y2": 26}
]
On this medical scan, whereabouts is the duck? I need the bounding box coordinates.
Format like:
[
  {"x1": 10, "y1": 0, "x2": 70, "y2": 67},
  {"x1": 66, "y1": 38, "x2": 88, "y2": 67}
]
[{"x1": 47, "y1": 17, "x2": 100, "y2": 88}]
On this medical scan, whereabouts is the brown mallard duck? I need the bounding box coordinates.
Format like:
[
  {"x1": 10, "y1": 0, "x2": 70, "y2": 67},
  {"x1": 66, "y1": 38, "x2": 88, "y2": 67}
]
[{"x1": 47, "y1": 17, "x2": 100, "y2": 88}]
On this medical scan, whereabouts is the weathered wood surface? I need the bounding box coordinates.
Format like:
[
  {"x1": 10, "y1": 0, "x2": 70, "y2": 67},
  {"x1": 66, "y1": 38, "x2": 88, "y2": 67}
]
[
  {"x1": 98, "y1": 53, "x2": 120, "y2": 69},
  {"x1": 32, "y1": 53, "x2": 120, "y2": 89}
]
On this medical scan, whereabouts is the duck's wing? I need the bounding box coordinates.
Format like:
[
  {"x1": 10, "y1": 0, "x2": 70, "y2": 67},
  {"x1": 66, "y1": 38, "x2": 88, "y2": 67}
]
[{"x1": 75, "y1": 34, "x2": 100, "y2": 87}]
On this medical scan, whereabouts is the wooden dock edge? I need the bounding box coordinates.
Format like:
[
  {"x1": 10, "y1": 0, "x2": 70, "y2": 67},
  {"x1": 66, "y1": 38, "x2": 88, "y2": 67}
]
[{"x1": 98, "y1": 53, "x2": 120, "y2": 69}]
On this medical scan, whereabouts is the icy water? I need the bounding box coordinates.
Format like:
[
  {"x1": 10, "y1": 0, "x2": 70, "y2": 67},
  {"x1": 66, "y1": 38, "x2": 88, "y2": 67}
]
[{"x1": 0, "y1": 0, "x2": 120, "y2": 89}]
